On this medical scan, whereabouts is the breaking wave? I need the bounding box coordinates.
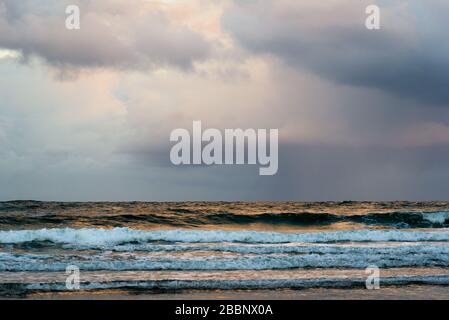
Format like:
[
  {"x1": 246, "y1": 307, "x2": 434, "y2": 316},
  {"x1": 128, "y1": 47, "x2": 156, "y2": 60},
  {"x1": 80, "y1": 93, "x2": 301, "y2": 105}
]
[{"x1": 2, "y1": 227, "x2": 449, "y2": 246}]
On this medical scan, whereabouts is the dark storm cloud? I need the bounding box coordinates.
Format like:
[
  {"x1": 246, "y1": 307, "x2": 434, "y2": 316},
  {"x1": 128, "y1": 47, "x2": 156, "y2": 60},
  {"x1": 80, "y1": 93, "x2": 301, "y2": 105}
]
[
  {"x1": 222, "y1": 0, "x2": 449, "y2": 105},
  {"x1": 248, "y1": 143, "x2": 449, "y2": 201}
]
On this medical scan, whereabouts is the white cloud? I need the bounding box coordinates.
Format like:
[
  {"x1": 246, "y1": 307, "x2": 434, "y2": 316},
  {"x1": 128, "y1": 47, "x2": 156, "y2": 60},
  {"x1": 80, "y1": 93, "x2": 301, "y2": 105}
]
[{"x1": 0, "y1": 0, "x2": 213, "y2": 70}]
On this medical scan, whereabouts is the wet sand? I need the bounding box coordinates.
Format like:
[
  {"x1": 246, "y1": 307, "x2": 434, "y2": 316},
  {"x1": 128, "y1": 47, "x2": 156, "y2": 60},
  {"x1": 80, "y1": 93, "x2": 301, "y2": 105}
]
[{"x1": 23, "y1": 285, "x2": 449, "y2": 300}]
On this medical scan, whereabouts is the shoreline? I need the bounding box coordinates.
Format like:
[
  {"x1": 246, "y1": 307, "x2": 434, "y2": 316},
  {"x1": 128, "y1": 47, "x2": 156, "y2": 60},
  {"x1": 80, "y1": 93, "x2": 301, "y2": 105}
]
[{"x1": 3, "y1": 285, "x2": 447, "y2": 300}]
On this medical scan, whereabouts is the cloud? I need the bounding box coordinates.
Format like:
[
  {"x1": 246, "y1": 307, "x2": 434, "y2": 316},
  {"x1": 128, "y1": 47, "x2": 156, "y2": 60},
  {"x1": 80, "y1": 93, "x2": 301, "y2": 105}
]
[
  {"x1": 0, "y1": 0, "x2": 212, "y2": 70},
  {"x1": 222, "y1": 0, "x2": 449, "y2": 106},
  {"x1": 261, "y1": 143, "x2": 449, "y2": 201},
  {"x1": 2, "y1": 0, "x2": 449, "y2": 201},
  {"x1": 393, "y1": 122, "x2": 449, "y2": 147}
]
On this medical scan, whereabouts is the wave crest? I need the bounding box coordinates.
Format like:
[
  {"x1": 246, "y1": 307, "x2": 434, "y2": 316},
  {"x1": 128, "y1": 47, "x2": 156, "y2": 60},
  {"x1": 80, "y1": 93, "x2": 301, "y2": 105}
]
[{"x1": 2, "y1": 227, "x2": 449, "y2": 245}]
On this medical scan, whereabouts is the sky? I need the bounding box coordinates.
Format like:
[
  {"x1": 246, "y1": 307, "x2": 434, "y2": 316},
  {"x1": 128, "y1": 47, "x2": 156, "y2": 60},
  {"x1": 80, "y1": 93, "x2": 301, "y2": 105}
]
[{"x1": 1, "y1": 0, "x2": 449, "y2": 201}]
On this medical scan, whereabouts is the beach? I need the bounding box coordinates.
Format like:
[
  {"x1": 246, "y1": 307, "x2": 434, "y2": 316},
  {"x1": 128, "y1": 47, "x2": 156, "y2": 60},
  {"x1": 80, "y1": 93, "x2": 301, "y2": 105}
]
[{"x1": 20, "y1": 286, "x2": 449, "y2": 300}]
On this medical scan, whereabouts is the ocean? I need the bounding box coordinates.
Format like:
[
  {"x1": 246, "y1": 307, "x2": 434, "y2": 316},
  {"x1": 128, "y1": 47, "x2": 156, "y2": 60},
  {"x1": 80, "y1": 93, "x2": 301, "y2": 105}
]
[{"x1": 1, "y1": 201, "x2": 449, "y2": 299}]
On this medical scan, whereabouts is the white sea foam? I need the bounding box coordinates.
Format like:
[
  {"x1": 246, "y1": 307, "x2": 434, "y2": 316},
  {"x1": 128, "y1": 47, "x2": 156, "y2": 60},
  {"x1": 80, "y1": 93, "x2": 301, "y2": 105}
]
[
  {"x1": 1, "y1": 249, "x2": 449, "y2": 271},
  {"x1": 421, "y1": 212, "x2": 449, "y2": 224},
  {"x1": 99, "y1": 243, "x2": 449, "y2": 255},
  {"x1": 1, "y1": 228, "x2": 449, "y2": 245}
]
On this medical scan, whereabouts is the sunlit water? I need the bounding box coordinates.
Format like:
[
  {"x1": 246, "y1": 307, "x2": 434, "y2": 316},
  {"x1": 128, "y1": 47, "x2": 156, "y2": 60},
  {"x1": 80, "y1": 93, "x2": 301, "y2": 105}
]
[{"x1": 1, "y1": 201, "x2": 449, "y2": 299}]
